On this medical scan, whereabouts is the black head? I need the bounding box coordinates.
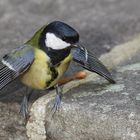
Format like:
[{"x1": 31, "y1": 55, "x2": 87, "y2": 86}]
[
  {"x1": 39, "y1": 21, "x2": 79, "y2": 50},
  {"x1": 46, "y1": 21, "x2": 79, "y2": 44}
]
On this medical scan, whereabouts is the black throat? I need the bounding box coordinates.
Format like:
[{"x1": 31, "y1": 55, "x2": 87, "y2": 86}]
[
  {"x1": 40, "y1": 45, "x2": 71, "y2": 66},
  {"x1": 45, "y1": 47, "x2": 70, "y2": 66}
]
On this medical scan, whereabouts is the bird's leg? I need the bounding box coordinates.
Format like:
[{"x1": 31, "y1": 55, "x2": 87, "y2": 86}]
[
  {"x1": 51, "y1": 71, "x2": 87, "y2": 114},
  {"x1": 19, "y1": 88, "x2": 33, "y2": 120},
  {"x1": 52, "y1": 84, "x2": 63, "y2": 113},
  {"x1": 58, "y1": 70, "x2": 87, "y2": 85}
]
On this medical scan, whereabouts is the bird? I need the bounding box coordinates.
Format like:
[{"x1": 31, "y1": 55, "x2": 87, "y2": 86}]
[{"x1": 0, "y1": 21, "x2": 115, "y2": 119}]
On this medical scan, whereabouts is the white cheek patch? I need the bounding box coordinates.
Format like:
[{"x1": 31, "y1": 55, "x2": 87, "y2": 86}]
[{"x1": 45, "y1": 33, "x2": 70, "y2": 50}]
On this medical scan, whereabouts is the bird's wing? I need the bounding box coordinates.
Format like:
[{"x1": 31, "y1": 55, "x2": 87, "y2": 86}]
[
  {"x1": 0, "y1": 45, "x2": 34, "y2": 89},
  {"x1": 71, "y1": 46, "x2": 115, "y2": 83}
]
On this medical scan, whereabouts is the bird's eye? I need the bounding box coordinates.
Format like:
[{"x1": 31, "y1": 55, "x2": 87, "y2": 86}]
[{"x1": 62, "y1": 36, "x2": 66, "y2": 41}]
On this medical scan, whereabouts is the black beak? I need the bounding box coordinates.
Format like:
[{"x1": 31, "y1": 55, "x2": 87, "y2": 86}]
[{"x1": 71, "y1": 42, "x2": 115, "y2": 84}]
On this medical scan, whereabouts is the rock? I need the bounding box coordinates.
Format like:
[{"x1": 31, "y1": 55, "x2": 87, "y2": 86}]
[
  {"x1": 0, "y1": 87, "x2": 28, "y2": 140},
  {"x1": 43, "y1": 62, "x2": 140, "y2": 140},
  {"x1": 100, "y1": 34, "x2": 140, "y2": 69},
  {"x1": 26, "y1": 35, "x2": 140, "y2": 140}
]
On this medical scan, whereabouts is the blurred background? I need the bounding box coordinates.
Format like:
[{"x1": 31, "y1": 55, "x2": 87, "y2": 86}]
[{"x1": 0, "y1": 0, "x2": 140, "y2": 56}]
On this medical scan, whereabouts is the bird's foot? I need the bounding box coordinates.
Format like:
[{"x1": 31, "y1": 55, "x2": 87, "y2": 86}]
[
  {"x1": 19, "y1": 88, "x2": 33, "y2": 123},
  {"x1": 19, "y1": 95, "x2": 30, "y2": 121},
  {"x1": 52, "y1": 93, "x2": 62, "y2": 112},
  {"x1": 51, "y1": 85, "x2": 63, "y2": 114}
]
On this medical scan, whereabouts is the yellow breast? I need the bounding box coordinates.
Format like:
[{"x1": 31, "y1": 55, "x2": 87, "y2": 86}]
[
  {"x1": 20, "y1": 48, "x2": 72, "y2": 90},
  {"x1": 20, "y1": 48, "x2": 52, "y2": 89}
]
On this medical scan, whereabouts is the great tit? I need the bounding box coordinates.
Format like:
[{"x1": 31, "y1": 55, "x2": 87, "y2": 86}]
[{"x1": 0, "y1": 21, "x2": 115, "y2": 118}]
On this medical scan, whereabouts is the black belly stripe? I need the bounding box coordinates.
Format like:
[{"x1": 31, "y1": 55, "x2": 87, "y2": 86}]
[
  {"x1": 46, "y1": 66, "x2": 58, "y2": 87},
  {"x1": 48, "y1": 48, "x2": 70, "y2": 66}
]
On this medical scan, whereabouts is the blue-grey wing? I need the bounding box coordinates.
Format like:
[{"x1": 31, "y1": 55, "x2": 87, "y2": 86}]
[
  {"x1": 0, "y1": 45, "x2": 34, "y2": 89},
  {"x1": 71, "y1": 47, "x2": 115, "y2": 83}
]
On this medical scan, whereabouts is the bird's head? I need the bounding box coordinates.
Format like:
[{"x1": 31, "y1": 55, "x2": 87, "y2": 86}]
[
  {"x1": 38, "y1": 21, "x2": 80, "y2": 65},
  {"x1": 39, "y1": 21, "x2": 79, "y2": 50}
]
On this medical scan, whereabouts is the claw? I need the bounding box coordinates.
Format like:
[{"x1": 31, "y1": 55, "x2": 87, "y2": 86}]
[
  {"x1": 52, "y1": 93, "x2": 62, "y2": 112},
  {"x1": 51, "y1": 85, "x2": 63, "y2": 114}
]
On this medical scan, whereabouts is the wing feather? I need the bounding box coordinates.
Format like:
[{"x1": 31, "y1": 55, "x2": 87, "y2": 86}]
[
  {"x1": 0, "y1": 45, "x2": 34, "y2": 89},
  {"x1": 71, "y1": 46, "x2": 115, "y2": 83}
]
